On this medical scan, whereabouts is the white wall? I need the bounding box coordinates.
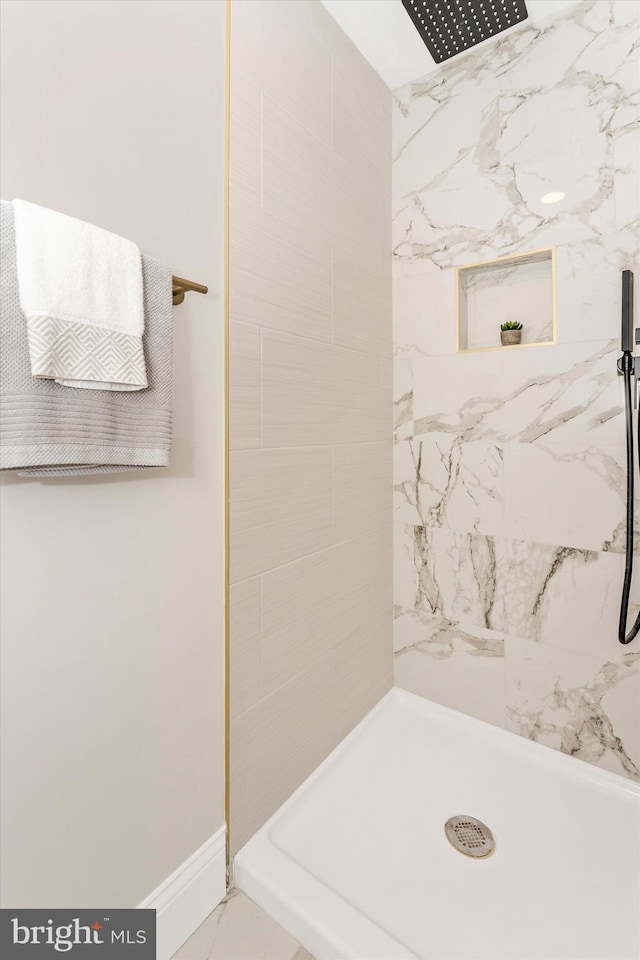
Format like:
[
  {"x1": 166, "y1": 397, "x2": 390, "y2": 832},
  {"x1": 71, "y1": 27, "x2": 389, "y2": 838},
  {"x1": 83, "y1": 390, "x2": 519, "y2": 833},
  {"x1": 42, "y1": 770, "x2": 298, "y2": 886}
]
[{"x1": 0, "y1": 0, "x2": 226, "y2": 908}]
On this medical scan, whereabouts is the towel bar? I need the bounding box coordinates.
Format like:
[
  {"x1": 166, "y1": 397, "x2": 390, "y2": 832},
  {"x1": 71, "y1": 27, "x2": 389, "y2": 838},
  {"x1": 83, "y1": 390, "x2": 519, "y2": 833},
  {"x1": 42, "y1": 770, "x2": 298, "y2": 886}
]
[{"x1": 172, "y1": 275, "x2": 208, "y2": 305}]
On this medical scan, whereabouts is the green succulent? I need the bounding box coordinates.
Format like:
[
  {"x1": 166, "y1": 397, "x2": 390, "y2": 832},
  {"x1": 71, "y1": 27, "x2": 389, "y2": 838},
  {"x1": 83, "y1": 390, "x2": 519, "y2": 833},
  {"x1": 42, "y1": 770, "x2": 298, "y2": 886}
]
[{"x1": 500, "y1": 321, "x2": 523, "y2": 331}]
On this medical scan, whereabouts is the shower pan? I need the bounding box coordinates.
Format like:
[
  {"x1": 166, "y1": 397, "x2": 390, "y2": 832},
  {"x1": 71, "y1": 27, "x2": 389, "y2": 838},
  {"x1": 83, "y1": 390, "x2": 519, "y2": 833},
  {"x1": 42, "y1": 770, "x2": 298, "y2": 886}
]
[{"x1": 234, "y1": 689, "x2": 640, "y2": 959}]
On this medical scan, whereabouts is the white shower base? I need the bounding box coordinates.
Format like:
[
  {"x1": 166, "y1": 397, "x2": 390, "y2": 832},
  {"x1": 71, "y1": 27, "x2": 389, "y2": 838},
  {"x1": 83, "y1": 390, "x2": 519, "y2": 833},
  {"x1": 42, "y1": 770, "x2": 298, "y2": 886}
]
[{"x1": 234, "y1": 688, "x2": 640, "y2": 960}]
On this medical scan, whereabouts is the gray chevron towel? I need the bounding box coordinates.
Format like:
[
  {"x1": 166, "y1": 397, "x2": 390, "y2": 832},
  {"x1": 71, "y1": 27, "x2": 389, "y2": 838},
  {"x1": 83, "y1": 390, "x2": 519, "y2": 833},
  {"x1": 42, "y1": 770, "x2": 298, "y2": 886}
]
[{"x1": 0, "y1": 201, "x2": 172, "y2": 475}]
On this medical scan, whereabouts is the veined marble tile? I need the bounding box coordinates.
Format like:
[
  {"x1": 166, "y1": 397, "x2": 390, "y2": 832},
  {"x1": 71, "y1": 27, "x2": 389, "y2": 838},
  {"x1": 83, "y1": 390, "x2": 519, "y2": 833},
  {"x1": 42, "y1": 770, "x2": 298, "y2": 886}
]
[
  {"x1": 394, "y1": 608, "x2": 505, "y2": 727},
  {"x1": 393, "y1": 134, "x2": 617, "y2": 275},
  {"x1": 393, "y1": 270, "x2": 457, "y2": 360},
  {"x1": 407, "y1": 525, "x2": 638, "y2": 666},
  {"x1": 512, "y1": 132, "x2": 616, "y2": 243},
  {"x1": 498, "y1": 2, "x2": 640, "y2": 166},
  {"x1": 503, "y1": 442, "x2": 628, "y2": 554},
  {"x1": 172, "y1": 887, "x2": 314, "y2": 960},
  {"x1": 394, "y1": 522, "x2": 418, "y2": 612},
  {"x1": 506, "y1": 636, "x2": 640, "y2": 782},
  {"x1": 393, "y1": 71, "x2": 499, "y2": 198},
  {"x1": 393, "y1": 359, "x2": 413, "y2": 441},
  {"x1": 613, "y1": 121, "x2": 640, "y2": 233},
  {"x1": 412, "y1": 339, "x2": 623, "y2": 449},
  {"x1": 393, "y1": 436, "x2": 504, "y2": 536},
  {"x1": 555, "y1": 233, "x2": 640, "y2": 343}
]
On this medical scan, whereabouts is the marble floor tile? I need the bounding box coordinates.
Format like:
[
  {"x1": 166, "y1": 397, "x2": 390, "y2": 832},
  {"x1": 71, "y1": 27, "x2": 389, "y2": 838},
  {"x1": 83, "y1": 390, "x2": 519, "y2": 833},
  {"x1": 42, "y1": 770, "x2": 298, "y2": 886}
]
[
  {"x1": 171, "y1": 888, "x2": 314, "y2": 960},
  {"x1": 394, "y1": 608, "x2": 505, "y2": 727},
  {"x1": 505, "y1": 636, "x2": 640, "y2": 782}
]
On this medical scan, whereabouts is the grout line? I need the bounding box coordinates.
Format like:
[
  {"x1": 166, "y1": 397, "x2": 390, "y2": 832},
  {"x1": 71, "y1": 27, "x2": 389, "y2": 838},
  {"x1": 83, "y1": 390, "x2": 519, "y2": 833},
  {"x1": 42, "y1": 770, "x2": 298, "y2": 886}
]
[
  {"x1": 258, "y1": 323, "x2": 392, "y2": 360},
  {"x1": 231, "y1": 440, "x2": 392, "y2": 455},
  {"x1": 330, "y1": 53, "x2": 334, "y2": 151},
  {"x1": 229, "y1": 520, "x2": 393, "y2": 590},
  {"x1": 258, "y1": 573, "x2": 263, "y2": 701},
  {"x1": 330, "y1": 246, "x2": 335, "y2": 345},
  {"x1": 259, "y1": 89, "x2": 264, "y2": 207},
  {"x1": 330, "y1": 444, "x2": 335, "y2": 544},
  {"x1": 259, "y1": 326, "x2": 263, "y2": 449}
]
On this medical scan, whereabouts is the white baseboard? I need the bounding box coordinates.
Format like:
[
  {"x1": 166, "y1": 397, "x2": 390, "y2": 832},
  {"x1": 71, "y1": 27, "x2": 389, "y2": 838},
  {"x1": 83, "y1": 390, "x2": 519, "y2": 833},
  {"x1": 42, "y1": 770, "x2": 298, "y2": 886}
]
[{"x1": 138, "y1": 825, "x2": 227, "y2": 960}]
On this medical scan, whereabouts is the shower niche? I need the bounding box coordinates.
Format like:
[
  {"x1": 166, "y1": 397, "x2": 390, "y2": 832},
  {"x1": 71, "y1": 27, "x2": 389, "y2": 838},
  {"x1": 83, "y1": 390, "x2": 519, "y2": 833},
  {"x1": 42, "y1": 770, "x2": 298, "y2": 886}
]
[{"x1": 456, "y1": 248, "x2": 556, "y2": 353}]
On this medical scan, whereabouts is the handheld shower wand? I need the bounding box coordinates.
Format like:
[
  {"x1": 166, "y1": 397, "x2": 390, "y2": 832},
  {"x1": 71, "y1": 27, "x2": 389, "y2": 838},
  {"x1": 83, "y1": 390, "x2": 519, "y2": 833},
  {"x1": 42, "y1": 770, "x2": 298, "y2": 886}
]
[{"x1": 617, "y1": 269, "x2": 639, "y2": 644}]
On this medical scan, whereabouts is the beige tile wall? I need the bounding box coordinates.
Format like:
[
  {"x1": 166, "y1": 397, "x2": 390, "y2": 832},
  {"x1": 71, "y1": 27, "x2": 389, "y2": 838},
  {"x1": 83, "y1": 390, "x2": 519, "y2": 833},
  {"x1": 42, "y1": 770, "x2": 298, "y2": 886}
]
[{"x1": 229, "y1": 0, "x2": 392, "y2": 855}]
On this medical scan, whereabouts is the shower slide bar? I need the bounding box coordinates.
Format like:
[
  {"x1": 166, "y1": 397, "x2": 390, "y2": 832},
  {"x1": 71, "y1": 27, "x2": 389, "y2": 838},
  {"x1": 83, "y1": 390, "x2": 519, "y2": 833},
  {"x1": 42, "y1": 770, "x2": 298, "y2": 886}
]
[{"x1": 617, "y1": 269, "x2": 639, "y2": 644}]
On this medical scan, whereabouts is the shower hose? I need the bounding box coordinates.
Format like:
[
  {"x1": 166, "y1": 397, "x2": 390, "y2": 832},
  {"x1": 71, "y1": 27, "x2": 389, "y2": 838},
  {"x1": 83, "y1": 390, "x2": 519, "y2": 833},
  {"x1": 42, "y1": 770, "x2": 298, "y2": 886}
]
[{"x1": 618, "y1": 349, "x2": 640, "y2": 644}]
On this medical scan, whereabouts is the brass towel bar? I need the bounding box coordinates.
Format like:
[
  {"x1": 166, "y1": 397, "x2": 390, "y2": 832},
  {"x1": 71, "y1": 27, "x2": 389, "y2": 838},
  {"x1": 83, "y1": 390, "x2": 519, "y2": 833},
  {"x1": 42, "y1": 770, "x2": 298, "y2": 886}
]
[{"x1": 172, "y1": 275, "x2": 208, "y2": 305}]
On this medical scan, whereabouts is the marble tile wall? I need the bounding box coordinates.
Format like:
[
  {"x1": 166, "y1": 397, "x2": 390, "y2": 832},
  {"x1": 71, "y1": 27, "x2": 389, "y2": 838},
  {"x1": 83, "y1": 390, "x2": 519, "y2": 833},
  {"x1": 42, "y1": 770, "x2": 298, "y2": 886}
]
[
  {"x1": 229, "y1": 0, "x2": 392, "y2": 855},
  {"x1": 393, "y1": 0, "x2": 640, "y2": 781}
]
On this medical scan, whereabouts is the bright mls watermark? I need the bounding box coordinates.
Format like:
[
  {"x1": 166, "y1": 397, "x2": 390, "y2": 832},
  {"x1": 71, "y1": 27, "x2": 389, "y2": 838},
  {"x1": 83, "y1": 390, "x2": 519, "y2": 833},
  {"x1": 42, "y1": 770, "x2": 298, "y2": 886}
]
[{"x1": 0, "y1": 910, "x2": 156, "y2": 958}]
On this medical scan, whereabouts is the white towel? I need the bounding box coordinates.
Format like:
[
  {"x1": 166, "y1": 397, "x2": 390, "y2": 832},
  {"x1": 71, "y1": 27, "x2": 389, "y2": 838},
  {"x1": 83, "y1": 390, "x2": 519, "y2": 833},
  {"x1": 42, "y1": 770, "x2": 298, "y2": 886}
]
[{"x1": 12, "y1": 199, "x2": 147, "y2": 391}]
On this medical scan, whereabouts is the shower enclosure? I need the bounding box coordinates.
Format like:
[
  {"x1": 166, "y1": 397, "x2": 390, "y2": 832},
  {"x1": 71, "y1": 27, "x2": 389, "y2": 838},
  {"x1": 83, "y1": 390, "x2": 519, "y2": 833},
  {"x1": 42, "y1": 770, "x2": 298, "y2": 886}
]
[{"x1": 227, "y1": 0, "x2": 640, "y2": 957}]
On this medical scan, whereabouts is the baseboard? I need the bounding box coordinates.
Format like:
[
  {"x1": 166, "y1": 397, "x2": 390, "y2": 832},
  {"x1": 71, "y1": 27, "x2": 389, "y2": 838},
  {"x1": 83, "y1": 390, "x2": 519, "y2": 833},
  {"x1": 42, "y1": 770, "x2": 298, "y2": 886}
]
[{"x1": 138, "y1": 825, "x2": 227, "y2": 960}]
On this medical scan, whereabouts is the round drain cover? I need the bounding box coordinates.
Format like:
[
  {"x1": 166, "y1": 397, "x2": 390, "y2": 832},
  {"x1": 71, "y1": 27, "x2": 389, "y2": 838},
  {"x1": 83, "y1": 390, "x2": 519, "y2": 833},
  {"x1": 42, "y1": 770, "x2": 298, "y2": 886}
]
[{"x1": 445, "y1": 815, "x2": 495, "y2": 858}]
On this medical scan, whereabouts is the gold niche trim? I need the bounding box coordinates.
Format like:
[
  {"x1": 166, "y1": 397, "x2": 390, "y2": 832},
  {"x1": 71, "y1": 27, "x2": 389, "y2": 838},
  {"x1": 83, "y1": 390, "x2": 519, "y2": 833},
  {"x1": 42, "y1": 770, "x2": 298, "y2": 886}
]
[
  {"x1": 224, "y1": 0, "x2": 232, "y2": 881},
  {"x1": 454, "y1": 246, "x2": 557, "y2": 354}
]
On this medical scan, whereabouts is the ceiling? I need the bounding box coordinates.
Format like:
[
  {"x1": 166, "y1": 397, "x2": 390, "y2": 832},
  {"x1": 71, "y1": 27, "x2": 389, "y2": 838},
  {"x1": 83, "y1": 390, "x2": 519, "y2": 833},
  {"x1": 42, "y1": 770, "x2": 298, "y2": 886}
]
[{"x1": 320, "y1": 0, "x2": 582, "y2": 89}]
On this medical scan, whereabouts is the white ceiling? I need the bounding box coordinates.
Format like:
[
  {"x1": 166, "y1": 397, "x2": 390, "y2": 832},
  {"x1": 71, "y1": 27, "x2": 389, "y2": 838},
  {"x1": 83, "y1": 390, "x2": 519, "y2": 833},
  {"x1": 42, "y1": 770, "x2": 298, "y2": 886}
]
[{"x1": 320, "y1": 0, "x2": 582, "y2": 89}]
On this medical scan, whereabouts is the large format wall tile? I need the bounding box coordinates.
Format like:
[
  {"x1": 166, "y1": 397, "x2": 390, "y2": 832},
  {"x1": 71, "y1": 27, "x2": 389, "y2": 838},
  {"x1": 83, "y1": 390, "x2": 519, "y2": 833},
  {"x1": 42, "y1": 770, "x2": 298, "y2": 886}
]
[
  {"x1": 229, "y1": 320, "x2": 261, "y2": 451},
  {"x1": 230, "y1": 578, "x2": 261, "y2": 721},
  {"x1": 230, "y1": 655, "x2": 335, "y2": 854},
  {"x1": 498, "y1": 3, "x2": 639, "y2": 166},
  {"x1": 332, "y1": 46, "x2": 390, "y2": 193},
  {"x1": 398, "y1": 521, "x2": 637, "y2": 664},
  {"x1": 332, "y1": 603, "x2": 393, "y2": 742},
  {"x1": 230, "y1": 199, "x2": 333, "y2": 343},
  {"x1": 260, "y1": 526, "x2": 392, "y2": 697},
  {"x1": 505, "y1": 636, "x2": 640, "y2": 781},
  {"x1": 230, "y1": 447, "x2": 332, "y2": 583},
  {"x1": 392, "y1": 0, "x2": 640, "y2": 781},
  {"x1": 393, "y1": 70, "x2": 499, "y2": 196},
  {"x1": 613, "y1": 121, "x2": 640, "y2": 232},
  {"x1": 394, "y1": 609, "x2": 505, "y2": 727},
  {"x1": 504, "y1": 442, "x2": 629, "y2": 554},
  {"x1": 229, "y1": 73, "x2": 260, "y2": 208},
  {"x1": 393, "y1": 359, "x2": 413, "y2": 442},
  {"x1": 262, "y1": 330, "x2": 389, "y2": 447},
  {"x1": 412, "y1": 339, "x2": 623, "y2": 449},
  {"x1": 332, "y1": 248, "x2": 392, "y2": 358},
  {"x1": 333, "y1": 442, "x2": 392, "y2": 544},
  {"x1": 393, "y1": 136, "x2": 617, "y2": 276},
  {"x1": 555, "y1": 234, "x2": 640, "y2": 344},
  {"x1": 394, "y1": 436, "x2": 504, "y2": 537},
  {"x1": 230, "y1": 0, "x2": 392, "y2": 854},
  {"x1": 231, "y1": 0, "x2": 332, "y2": 146},
  {"x1": 393, "y1": 270, "x2": 457, "y2": 360}
]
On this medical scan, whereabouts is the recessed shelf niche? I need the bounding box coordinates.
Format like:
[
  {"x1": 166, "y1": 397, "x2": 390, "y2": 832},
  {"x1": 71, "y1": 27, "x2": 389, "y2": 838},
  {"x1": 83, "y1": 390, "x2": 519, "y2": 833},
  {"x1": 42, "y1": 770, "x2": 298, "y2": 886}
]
[{"x1": 456, "y1": 248, "x2": 556, "y2": 353}]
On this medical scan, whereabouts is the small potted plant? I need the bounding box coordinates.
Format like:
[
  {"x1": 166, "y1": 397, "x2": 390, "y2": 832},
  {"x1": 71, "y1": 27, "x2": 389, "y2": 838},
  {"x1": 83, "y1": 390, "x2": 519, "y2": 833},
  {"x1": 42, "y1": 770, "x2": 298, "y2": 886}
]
[{"x1": 500, "y1": 321, "x2": 523, "y2": 346}]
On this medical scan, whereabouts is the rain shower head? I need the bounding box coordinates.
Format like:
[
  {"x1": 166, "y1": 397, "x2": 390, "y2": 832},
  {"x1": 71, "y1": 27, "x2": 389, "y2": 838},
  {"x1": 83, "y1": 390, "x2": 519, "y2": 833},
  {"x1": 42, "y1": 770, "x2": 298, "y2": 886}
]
[{"x1": 401, "y1": 0, "x2": 529, "y2": 64}]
